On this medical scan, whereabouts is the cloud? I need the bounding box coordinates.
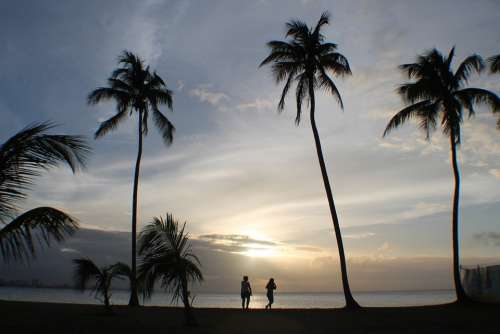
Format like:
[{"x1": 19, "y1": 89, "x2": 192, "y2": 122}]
[
  {"x1": 189, "y1": 85, "x2": 229, "y2": 106},
  {"x1": 489, "y1": 169, "x2": 500, "y2": 180},
  {"x1": 2, "y1": 228, "x2": 500, "y2": 293},
  {"x1": 59, "y1": 248, "x2": 79, "y2": 253},
  {"x1": 198, "y1": 234, "x2": 277, "y2": 246},
  {"x1": 236, "y1": 98, "x2": 274, "y2": 111},
  {"x1": 196, "y1": 234, "x2": 279, "y2": 255},
  {"x1": 176, "y1": 80, "x2": 185, "y2": 91},
  {"x1": 294, "y1": 246, "x2": 323, "y2": 252},
  {"x1": 377, "y1": 242, "x2": 391, "y2": 252},
  {"x1": 344, "y1": 232, "x2": 376, "y2": 240},
  {"x1": 474, "y1": 232, "x2": 500, "y2": 246}
]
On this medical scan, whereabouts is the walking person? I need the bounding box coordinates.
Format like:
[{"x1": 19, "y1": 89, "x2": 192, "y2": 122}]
[
  {"x1": 241, "y1": 275, "x2": 252, "y2": 310},
  {"x1": 265, "y1": 278, "x2": 276, "y2": 309}
]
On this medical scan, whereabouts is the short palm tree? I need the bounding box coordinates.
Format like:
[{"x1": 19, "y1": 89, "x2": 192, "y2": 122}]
[
  {"x1": 0, "y1": 122, "x2": 89, "y2": 262},
  {"x1": 73, "y1": 258, "x2": 130, "y2": 311},
  {"x1": 138, "y1": 214, "x2": 203, "y2": 325},
  {"x1": 88, "y1": 51, "x2": 175, "y2": 306},
  {"x1": 488, "y1": 54, "x2": 500, "y2": 128},
  {"x1": 259, "y1": 12, "x2": 359, "y2": 308},
  {"x1": 383, "y1": 48, "x2": 500, "y2": 304}
]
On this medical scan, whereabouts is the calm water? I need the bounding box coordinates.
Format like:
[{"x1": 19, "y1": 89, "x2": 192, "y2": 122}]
[{"x1": 0, "y1": 287, "x2": 455, "y2": 308}]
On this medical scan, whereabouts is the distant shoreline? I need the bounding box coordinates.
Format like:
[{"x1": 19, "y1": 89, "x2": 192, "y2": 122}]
[
  {"x1": 0, "y1": 285, "x2": 455, "y2": 294},
  {"x1": 0, "y1": 286, "x2": 456, "y2": 308}
]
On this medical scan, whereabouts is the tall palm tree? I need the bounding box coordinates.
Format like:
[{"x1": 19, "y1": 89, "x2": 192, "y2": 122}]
[
  {"x1": 488, "y1": 54, "x2": 500, "y2": 128},
  {"x1": 259, "y1": 12, "x2": 358, "y2": 308},
  {"x1": 73, "y1": 258, "x2": 130, "y2": 311},
  {"x1": 88, "y1": 51, "x2": 175, "y2": 306},
  {"x1": 138, "y1": 214, "x2": 203, "y2": 325},
  {"x1": 383, "y1": 48, "x2": 500, "y2": 304},
  {"x1": 0, "y1": 122, "x2": 89, "y2": 262}
]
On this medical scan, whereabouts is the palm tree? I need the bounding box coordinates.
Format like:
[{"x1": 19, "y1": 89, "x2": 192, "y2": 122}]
[
  {"x1": 88, "y1": 51, "x2": 175, "y2": 306},
  {"x1": 73, "y1": 258, "x2": 130, "y2": 311},
  {"x1": 138, "y1": 214, "x2": 203, "y2": 325},
  {"x1": 259, "y1": 12, "x2": 358, "y2": 308},
  {"x1": 487, "y1": 54, "x2": 500, "y2": 128},
  {"x1": 0, "y1": 122, "x2": 89, "y2": 262},
  {"x1": 383, "y1": 48, "x2": 500, "y2": 304}
]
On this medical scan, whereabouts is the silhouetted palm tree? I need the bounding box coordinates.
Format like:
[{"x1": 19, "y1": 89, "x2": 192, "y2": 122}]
[
  {"x1": 88, "y1": 51, "x2": 175, "y2": 306},
  {"x1": 0, "y1": 122, "x2": 89, "y2": 262},
  {"x1": 73, "y1": 258, "x2": 130, "y2": 311},
  {"x1": 138, "y1": 214, "x2": 203, "y2": 325},
  {"x1": 488, "y1": 54, "x2": 500, "y2": 128},
  {"x1": 259, "y1": 12, "x2": 358, "y2": 309},
  {"x1": 384, "y1": 48, "x2": 500, "y2": 304}
]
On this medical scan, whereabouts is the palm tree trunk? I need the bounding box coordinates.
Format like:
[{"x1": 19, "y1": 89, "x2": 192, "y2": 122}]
[
  {"x1": 128, "y1": 111, "x2": 143, "y2": 307},
  {"x1": 182, "y1": 277, "x2": 196, "y2": 326},
  {"x1": 307, "y1": 79, "x2": 360, "y2": 309},
  {"x1": 449, "y1": 132, "x2": 469, "y2": 303},
  {"x1": 104, "y1": 288, "x2": 111, "y2": 311}
]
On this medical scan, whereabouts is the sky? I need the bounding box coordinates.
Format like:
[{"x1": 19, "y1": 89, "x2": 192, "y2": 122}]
[{"x1": 1, "y1": 0, "x2": 500, "y2": 294}]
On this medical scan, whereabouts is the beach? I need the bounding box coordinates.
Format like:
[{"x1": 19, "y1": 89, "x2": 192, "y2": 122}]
[{"x1": 1, "y1": 300, "x2": 499, "y2": 334}]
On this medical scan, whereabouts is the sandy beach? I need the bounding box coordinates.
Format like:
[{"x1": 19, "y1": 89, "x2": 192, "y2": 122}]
[{"x1": 1, "y1": 300, "x2": 499, "y2": 334}]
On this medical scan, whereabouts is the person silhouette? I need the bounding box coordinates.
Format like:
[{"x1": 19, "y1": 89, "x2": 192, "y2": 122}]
[
  {"x1": 241, "y1": 275, "x2": 252, "y2": 309},
  {"x1": 265, "y1": 278, "x2": 276, "y2": 309}
]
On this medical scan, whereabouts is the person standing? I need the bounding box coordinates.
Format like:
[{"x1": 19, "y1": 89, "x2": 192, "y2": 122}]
[
  {"x1": 241, "y1": 275, "x2": 252, "y2": 309},
  {"x1": 265, "y1": 278, "x2": 277, "y2": 309}
]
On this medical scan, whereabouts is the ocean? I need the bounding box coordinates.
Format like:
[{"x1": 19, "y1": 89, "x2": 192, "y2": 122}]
[{"x1": 0, "y1": 287, "x2": 455, "y2": 308}]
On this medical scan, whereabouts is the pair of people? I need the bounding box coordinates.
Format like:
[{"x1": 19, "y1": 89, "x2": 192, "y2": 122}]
[{"x1": 240, "y1": 276, "x2": 277, "y2": 309}]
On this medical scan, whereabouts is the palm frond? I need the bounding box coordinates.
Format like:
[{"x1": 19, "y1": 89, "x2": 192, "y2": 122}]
[
  {"x1": 285, "y1": 19, "x2": 310, "y2": 42},
  {"x1": 312, "y1": 11, "x2": 330, "y2": 38},
  {"x1": 277, "y1": 71, "x2": 296, "y2": 112},
  {"x1": 259, "y1": 41, "x2": 298, "y2": 67},
  {"x1": 151, "y1": 107, "x2": 175, "y2": 145},
  {"x1": 295, "y1": 74, "x2": 308, "y2": 125},
  {"x1": 383, "y1": 100, "x2": 434, "y2": 137},
  {"x1": 87, "y1": 87, "x2": 129, "y2": 105},
  {"x1": 0, "y1": 122, "x2": 89, "y2": 221},
  {"x1": 454, "y1": 88, "x2": 500, "y2": 113},
  {"x1": 0, "y1": 207, "x2": 78, "y2": 262},
  {"x1": 319, "y1": 52, "x2": 352, "y2": 76},
  {"x1": 111, "y1": 261, "x2": 133, "y2": 284},
  {"x1": 444, "y1": 46, "x2": 456, "y2": 70},
  {"x1": 318, "y1": 68, "x2": 343, "y2": 109},
  {"x1": 489, "y1": 54, "x2": 500, "y2": 74},
  {"x1": 95, "y1": 109, "x2": 129, "y2": 139},
  {"x1": 454, "y1": 54, "x2": 484, "y2": 86},
  {"x1": 72, "y1": 258, "x2": 102, "y2": 291},
  {"x1": 397, "y1": 80, "x2": 440, "y2": 105}
]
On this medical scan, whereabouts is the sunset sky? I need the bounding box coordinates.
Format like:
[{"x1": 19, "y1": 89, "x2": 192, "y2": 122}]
[{"x1": 1, "y1": 0, "x2": 499, "y2": 293}]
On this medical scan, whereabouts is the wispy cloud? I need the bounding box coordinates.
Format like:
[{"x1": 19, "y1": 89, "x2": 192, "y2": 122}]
[
  {"x1": 189, "y1": 84, "x2": 229, "y2": 106},
  {"x1": 489, "y1": 169, "x2": 500, "y2": 180},
  {"x1": 344, "y1": 232, "x2": 376, "y2": 240},
  {"x1": 474, "y1": 232, "x2": 500, "y2": 247},
  {"x1": 198, "y1": 233, "x2": 277, "y2": 246},
  {"x1": 236, "y1": 98, "x2": 274, "y2": 111}
]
